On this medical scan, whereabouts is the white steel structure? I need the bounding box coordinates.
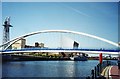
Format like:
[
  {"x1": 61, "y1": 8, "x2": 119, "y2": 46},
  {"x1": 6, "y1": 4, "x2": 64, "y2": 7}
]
[{"x1": 0, "y1": 30, "x2": 119, "y2": 50}]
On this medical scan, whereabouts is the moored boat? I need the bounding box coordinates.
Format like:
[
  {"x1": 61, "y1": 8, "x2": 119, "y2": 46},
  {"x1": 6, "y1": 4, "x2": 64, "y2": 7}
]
[{"x1": 70, "y1": 55, "x2": 87, "y2": 61}]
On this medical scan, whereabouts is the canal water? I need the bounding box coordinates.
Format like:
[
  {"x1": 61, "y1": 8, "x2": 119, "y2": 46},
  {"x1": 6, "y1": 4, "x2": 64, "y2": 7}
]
[{"x1": 2, "y1": 60, "x2": 99, "y2": 77}]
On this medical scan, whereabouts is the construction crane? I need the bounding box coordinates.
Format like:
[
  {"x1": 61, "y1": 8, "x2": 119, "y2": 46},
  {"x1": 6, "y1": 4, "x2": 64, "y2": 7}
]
[{"x1": 2, "y1": 17, "x2": 13, "y2": 49}]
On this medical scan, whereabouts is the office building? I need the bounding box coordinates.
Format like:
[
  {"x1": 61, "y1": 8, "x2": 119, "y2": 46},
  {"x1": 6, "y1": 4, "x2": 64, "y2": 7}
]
[{"x1": 12, "y1": 38, "x2": 26, "y2": 49}]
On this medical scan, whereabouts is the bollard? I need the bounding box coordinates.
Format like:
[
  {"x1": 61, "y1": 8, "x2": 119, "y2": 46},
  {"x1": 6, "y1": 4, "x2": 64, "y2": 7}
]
[
  {"x1": 107, "y1": 60, "x2": 109, "y2": 66},
  {"x1": 94, "y1": 66, "x2": 97, "y2": 79},
  {"x1": 97, "y1": 64, "x2": 99, "y2": 76},
  {"x1": 91, "y1": 69, "x2": 94, "y2": 79},
  {"x1": 100, "y1": 63, "x2": 102, "y2": 73},
  {"x1": 109, "y1": 61, "x2": 111, "y2": 65},
  {"x1": 118, "y1": 60, "x2": 120, "y2": 69},
  {"x1": 107, "y1": 60, "x2": 108, "y2": 66}
]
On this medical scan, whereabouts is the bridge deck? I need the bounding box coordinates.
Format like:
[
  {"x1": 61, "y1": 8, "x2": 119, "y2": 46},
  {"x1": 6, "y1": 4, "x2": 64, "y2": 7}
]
[{"x1": 0, "y1": 48, "x2": 119, "y2": 54}]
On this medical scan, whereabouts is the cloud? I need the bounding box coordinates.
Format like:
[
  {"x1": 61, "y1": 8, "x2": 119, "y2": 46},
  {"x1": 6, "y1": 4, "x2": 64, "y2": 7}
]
[
  {"x1": 68, "y1": 6, "x2": 91, "y2": 17},
  {"x1": 63, "y1": 4, "x2": 91, "y2": 17}
]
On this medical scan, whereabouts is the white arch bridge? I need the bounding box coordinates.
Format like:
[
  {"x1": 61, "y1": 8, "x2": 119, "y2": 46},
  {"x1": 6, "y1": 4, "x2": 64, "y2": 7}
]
[{"x1": 0, "y1": 30, "x2": 119, "y2": 54}]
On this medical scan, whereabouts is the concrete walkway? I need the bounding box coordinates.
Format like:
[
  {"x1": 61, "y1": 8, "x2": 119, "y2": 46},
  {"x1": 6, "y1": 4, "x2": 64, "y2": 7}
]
[
  {"x1": 110, "y1": 66, "x2": 120, "y2": 79},
  {"x1": 101, "y1": 66, "x2": 120, "y2": 79}
]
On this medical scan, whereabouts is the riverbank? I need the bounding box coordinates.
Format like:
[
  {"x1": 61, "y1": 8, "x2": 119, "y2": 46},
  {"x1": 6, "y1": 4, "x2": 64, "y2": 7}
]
[
  {"x1": 2, "y1": 55, "x2": 70, "y2": 61},
  {"x1": 2, "y1": 54, "x2": 118, "y2": 62}
]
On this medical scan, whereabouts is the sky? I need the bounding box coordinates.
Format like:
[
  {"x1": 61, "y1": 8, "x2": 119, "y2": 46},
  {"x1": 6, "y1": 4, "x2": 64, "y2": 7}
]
[
  {"x1": 1, "y1": 0, "x2": 120, "y2": 2},
  {"x1": 1, "y1": 2, "x2": 119, "y2": 49}
]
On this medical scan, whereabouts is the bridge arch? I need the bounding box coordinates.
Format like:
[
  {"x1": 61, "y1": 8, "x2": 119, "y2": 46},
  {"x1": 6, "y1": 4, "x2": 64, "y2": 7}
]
[{"x1": 0, "y1": 30, "x2": 119, "y2": 50}]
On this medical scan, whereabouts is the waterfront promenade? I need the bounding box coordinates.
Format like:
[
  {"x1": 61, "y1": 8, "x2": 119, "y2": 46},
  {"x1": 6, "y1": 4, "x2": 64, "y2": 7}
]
[
  {"x1": 110, "y1": 66, "x2": 120, "y2": 79},
  {"x1": 101, "y1": 66, "x2": 120, "y2": 79}
]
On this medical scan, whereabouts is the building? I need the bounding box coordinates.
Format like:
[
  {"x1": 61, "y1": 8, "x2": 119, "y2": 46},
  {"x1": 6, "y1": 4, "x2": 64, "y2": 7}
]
[
  {"x1": 34, "y1": 42, "x2": 45, "y2": 48},
  {"x1": 61, "y1": 36, "x2": 80, "y2": 48},
  {"x1": 73, "y1": 41, "x2": 79, "y2": 49},
  {"x1": 25, "y1": 45, "x2": 34, "y2": 48},
  {"x1": 35, "y1": 42, "x2": 39, "y2": 47},
  {"x1": 24, "y1": 42, "x2": 45, "y2": 48},
  {"x1": 12, "y1": 38, "x2": 26, "y2": 49},
  {"x1": 39, "y1": 43, "x2": 44, "y2": 48},
  {"x1": 60, "y1": 36, "x2": 80, "y2": 57}
]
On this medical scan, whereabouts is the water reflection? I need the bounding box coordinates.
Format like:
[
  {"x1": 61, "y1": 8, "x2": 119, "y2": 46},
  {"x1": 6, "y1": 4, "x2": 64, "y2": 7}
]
[{"x1": 2, "y1": 60, "x2": 99, "y2": 77}]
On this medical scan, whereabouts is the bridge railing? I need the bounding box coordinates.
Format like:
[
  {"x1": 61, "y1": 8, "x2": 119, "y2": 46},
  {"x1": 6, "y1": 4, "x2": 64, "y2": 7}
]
[{"x1": 1, "y1": 48, "x2": 120, "y2": 53}]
